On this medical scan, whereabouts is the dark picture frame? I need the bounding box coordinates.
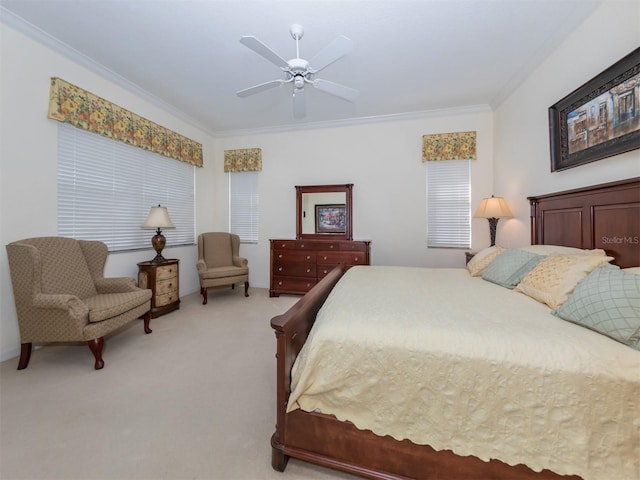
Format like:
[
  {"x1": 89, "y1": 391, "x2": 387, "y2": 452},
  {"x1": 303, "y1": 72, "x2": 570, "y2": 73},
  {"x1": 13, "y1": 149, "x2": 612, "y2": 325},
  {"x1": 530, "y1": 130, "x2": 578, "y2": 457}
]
[
  {"x1": 315, "y1": 204, "x2": 346, "y2": 234},
  {"x1": 549, "y1": 47, "x2": 639, "y2": 172}
]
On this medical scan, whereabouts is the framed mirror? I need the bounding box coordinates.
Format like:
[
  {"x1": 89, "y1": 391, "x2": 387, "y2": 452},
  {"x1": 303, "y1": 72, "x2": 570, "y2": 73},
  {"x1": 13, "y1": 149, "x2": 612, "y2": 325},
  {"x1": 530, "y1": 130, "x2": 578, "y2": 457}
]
[{"x1": 296, "y1": 184, "x2": 353, "y2": 240}]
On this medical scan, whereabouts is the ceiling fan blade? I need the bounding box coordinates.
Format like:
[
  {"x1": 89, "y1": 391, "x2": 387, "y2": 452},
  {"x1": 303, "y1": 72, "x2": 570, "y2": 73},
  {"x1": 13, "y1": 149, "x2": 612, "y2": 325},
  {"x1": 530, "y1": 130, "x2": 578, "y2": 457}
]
[
  {"x1": 313, "y1": 79, "x2": 359, "y2": 102},
  {"x1": 308, "y1": 35, "x2": 353, "y2": 73},
  {"x1": 240, "y1": 36, "x2": 289, "y2": 69},
  {"x1": 236, "y1": 79, "x2": 284, "y2": 97},
  {"x1": 293, "y1": 88, "x2": 306, "y2": 119}
]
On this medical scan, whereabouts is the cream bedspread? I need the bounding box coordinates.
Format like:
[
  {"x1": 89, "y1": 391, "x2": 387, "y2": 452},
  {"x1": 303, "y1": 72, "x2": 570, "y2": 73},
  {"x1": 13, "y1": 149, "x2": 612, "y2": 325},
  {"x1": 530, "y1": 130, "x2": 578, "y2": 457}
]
[{"x1": 288, "y1": 266, "x2": 640, "y2": 480}]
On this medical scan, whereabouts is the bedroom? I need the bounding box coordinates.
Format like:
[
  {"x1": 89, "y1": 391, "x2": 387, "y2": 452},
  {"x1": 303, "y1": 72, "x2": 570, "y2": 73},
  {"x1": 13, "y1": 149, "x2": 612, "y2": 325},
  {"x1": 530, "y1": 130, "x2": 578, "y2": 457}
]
[{"x1": 0, "y1": 0, "x2": 639, "y2": 478}]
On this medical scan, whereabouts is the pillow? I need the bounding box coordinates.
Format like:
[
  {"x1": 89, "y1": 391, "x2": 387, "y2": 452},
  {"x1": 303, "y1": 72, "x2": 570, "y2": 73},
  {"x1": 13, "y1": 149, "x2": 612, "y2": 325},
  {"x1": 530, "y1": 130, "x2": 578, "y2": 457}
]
[
  {"x1": 623, "y1": 267, "x2": 640, "y2": 275},
  {"x1": 552, "y1": 265, "x2": 640, "y2": 350},
  {"x1": 514, "y1": 254, "x2": 614, "y2": 308},
  {"x1": 482, "y1": 249, "x2": 544, "y2": 288},
  {"x1": 467, "y1": 246, "x2": 505, "y2": 277},
  {"x1": 518, "y1": 245, "x2": 606, "y2": 256}
]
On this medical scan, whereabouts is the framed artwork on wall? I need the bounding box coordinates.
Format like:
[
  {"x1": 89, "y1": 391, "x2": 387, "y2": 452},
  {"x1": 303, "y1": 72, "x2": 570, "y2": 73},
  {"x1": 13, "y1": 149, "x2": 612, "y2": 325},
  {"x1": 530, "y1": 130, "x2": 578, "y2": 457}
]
[
  {"x1": 315, "y1": 204, "x2": 346, "y2": 234},
  {"x1": 549, "y1": 47, "x2": 639, "y2": 172}
]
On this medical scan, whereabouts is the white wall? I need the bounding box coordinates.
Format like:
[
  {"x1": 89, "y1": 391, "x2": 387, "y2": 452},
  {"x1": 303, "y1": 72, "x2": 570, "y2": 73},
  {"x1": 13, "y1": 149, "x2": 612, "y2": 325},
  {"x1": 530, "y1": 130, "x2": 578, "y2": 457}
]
[
  {"x1": 0, "y1": 25, "x2": 216, "y2": 361},
  {"x1": 494, "y1": 0, "x2": 640, "y2": 247}
]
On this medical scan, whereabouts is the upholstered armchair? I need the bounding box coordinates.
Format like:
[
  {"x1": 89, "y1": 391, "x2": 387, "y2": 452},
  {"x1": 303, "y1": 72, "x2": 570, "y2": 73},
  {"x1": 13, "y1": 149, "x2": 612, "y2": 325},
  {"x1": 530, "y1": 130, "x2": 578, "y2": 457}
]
[
  {"x1": 6, "y1": 237, "x2": 152, "y2": 370},
  {"x1": 197, "y1": 232, "x2": 249, "y2": 304}
]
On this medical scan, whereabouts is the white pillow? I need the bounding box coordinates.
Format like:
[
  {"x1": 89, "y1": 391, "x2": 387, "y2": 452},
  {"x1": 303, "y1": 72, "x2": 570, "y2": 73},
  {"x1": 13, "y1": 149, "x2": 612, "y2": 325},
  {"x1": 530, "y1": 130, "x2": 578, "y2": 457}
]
[
  {"x1": 623, "y1": 267, "x2": 640, "y2": 275},
  {"x1": 467, "y1": 245, "x2": 505, "y2": 277},
  {"x1": 515, "y1": 254, "x2": 614, "y2": 308},
  {"x1": 518, "y1": 245, "x2": 606, "y2": 256}
]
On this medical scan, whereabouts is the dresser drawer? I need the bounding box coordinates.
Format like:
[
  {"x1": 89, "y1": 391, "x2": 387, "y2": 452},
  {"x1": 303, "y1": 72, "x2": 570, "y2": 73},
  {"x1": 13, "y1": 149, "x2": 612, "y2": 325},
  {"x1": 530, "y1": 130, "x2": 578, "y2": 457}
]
[
  {"x1": 272, "y1": 276, "x2": 317, "y2": 293},
  {"x1": 317, "y1": 252, "x2": 367, "y2": 265},
  {"x1": 273, "y1": 263, "x2": 316, "y2": 277},
  {"x1": 156, "y1": 264, "x2": 178, "y2": 280},
  {"x1": 273, "y1": 250, "x2": 316, "y2": 263},
  {"x1": 271, "y1": 240, "x2": 298, "y2": 250},
  {"x1": 339, "y1": 241, "x2": 368, "y2": 252}
]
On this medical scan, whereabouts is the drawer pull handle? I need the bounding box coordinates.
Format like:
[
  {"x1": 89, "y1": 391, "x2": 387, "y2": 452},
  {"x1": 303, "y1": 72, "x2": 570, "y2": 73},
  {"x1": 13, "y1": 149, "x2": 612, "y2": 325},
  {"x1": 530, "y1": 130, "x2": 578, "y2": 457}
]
[
  {"x1": 330, "y1": 245, "x2": 334, "y2": 248},
  {"x1": 324, "y1": 270, "x2": 328, "y2": 274},
  {"x1": 278, "y1": 267, "x2": 282, "y2": 272},
  {"x1": 306, "y1": 255, "x2": 311, "y2": 260},
  {"x1": 301, "y1": 244, "x2": 305, "y2": 248},
  {"x1": 281, "y1": 243, "x2": 285, "y2": 247},
  {"x1": 279, "y1": 254, "x2": 283, "y2": 259},
  {"x1": 323, "y1": 256, "x2": 327, "y2": 260},
  {"x1": 278, "y1": 281, "x2": 282, "y2": 286},
  {"x1": 306, "y1": 268, "x2": 310, "y2": 273},
  {"x1": 354, "y1": 257, "x2": 359, "y2": 261}
]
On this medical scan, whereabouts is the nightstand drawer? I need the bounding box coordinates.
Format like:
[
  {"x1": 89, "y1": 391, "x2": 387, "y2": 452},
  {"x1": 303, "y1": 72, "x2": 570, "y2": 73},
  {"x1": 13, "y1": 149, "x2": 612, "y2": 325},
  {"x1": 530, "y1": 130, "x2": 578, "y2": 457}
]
[
  {"x1": 156, "y1": 278, "x2": 178, "y2": 295},
  {"x1": 156, "y1": 264, "x2": 178, "y2": 280},
  {"x1": 155, "y1": 291, "x2": 178, "y2": 307}
]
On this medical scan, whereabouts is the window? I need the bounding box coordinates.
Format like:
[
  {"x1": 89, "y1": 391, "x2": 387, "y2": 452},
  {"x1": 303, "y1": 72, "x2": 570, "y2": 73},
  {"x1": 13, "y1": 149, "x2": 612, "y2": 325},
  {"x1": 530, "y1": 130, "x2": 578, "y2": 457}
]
[
  {"x1": 58, "y1": 123, "x2": 195, "y2": 252},
  {"x1": 229, "y1": 171, "x2": 259, "y2": 243},
  {"x1": 426, "y1": 159, "x2": 471, "y2": 248}
]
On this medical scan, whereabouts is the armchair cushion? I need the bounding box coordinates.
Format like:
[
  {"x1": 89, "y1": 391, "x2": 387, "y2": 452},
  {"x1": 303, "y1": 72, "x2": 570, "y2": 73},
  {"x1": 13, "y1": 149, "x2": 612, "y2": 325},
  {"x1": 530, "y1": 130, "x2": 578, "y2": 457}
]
[{"x1": 84, "y1": 290, "x2": 153, "y2": 323}]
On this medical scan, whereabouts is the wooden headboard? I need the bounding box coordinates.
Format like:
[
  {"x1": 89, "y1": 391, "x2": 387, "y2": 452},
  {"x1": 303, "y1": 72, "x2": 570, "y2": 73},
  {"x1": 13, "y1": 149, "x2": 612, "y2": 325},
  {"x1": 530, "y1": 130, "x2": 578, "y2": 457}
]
[{"x1": 528, "y1": 177, "x2": 640, "y2": 268}]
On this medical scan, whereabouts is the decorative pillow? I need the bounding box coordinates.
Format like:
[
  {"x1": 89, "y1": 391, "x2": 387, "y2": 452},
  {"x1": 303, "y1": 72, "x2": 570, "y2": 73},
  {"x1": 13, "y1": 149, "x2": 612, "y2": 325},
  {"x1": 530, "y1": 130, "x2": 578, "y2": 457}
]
[
  {"x1": 482, "y1": 249, "x2": 544, "y2": 288},
  {"x1": 552, "y1": 265, "x2": 640, "y2": 350},
  {"x1": 514, "y1": 254, "x2": 614, "y2": 308},
  {"x1": 518, "y1": 245, "x2": 606, "y2": 256},
  {"x1": 623, "y1": 267, "x2": 640, "y2": 275},
  {"x1": 467, "y1": 246, "x2": 505, "y2": 277}
]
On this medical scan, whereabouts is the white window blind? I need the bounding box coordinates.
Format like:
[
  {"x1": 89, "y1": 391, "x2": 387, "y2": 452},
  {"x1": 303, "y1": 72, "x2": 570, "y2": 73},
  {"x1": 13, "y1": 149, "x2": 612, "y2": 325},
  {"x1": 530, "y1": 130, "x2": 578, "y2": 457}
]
[
  {"x1": 229, "y1": 171, "x2": 259, "y2": 243},
  {"x1": 58, "y1": 123, "x2": 195, "y2": 252},
  {"x1": 426, "y1": 159, "x2": 471, "y2": 248}
]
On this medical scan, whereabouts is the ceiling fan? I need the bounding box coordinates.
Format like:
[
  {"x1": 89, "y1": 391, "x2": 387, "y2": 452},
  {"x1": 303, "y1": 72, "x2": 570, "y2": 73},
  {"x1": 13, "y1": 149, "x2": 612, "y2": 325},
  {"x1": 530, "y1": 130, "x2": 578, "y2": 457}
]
[{"x1": 236, "y1": 24, "x2": 359, "y2": 119}]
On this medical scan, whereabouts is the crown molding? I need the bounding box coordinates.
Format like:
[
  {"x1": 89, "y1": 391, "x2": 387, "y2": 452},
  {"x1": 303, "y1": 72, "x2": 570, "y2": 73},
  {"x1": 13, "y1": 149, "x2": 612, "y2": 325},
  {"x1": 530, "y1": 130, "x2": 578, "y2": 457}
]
[
  {"x1": 213, "y1": 104, "x2": 492, "y2": 138},
  {"x1": 0, "y1": 7, "x2": 214, "y2": 136}
]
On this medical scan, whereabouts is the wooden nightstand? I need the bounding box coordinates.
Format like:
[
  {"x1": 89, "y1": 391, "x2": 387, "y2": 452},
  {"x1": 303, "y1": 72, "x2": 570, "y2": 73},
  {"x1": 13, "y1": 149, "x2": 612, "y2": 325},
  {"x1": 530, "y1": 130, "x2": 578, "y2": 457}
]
[
  {"x1": 465, "y1": 251, "x2": 476, "y2": 265},
  {"x1": 137, "y1": 259, "x2": 180, "y2": 318}
]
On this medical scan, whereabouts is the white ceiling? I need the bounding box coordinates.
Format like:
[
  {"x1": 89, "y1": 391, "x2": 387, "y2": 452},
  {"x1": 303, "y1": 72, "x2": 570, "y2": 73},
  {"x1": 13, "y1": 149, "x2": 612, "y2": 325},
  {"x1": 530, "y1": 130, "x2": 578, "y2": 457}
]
[{"x1": 1, "y1": 0, "x2": 601, "y2": 136}]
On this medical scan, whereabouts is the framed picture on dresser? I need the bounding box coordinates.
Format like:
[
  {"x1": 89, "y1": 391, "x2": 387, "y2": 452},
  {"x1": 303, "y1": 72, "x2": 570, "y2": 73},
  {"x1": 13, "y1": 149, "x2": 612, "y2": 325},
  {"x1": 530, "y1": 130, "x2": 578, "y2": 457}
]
[{"x1": 315, "y1": 204, "x2": 346, "y2": 234}]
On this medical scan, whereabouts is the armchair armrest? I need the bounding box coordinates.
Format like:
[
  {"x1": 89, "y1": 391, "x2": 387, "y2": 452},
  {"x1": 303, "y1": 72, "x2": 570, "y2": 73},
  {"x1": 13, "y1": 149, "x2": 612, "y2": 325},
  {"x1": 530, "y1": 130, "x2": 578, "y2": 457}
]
[
  {"x1": 233, "y1": 256, "x2": 248, "y2": 268},
  {"x1": 197, "y1": 259, "x2": 207, "y2": 273},
  {"x1": 32, "y1": 293, "x2": 89, "y2": 321},
  {"x1": 94, "y1": 277, "x2": 138, "y2": 294}
]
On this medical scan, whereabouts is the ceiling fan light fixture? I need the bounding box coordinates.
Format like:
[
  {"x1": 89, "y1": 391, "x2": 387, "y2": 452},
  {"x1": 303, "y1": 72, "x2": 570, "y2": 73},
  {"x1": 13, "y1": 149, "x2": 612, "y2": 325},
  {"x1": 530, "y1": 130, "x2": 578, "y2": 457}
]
[{"x1": 237, "y1": 25, "x2": 358, "y2": 119}]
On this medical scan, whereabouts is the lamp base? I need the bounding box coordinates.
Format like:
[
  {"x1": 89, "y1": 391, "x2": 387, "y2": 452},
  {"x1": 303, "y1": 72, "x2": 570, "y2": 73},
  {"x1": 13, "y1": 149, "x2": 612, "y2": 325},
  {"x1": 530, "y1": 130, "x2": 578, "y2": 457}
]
[
  {"x1": 487, "y1": 217, "x2": 499, "y2": 246},
  {"x1": 151, "y1": 230, "x2": 167, "y2": 263}
]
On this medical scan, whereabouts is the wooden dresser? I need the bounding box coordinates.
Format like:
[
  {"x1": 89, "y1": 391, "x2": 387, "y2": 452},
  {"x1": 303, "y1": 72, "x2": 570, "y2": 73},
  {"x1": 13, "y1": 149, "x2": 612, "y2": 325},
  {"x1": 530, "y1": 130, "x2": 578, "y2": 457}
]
[
  {"x1": 137, "y1": 259, "x2": 180, "y2": 318},
  {"x1": 270, "y1": 239, "x2": 370, "y2": 297}
]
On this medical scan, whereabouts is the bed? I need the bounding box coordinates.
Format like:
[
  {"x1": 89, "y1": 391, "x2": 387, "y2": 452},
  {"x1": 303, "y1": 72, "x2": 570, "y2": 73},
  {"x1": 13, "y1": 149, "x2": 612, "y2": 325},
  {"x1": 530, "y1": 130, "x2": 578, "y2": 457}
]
[{"x1": 270, "y1": 177, "x2": 640, "y2": 480}]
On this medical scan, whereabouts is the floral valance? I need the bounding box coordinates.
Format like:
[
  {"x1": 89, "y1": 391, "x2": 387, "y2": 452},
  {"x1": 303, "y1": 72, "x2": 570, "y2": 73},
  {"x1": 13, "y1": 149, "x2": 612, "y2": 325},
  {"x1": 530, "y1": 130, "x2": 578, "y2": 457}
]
[
  {"x1": 422, "y1": 131, "x2": 477, "y2": 162},
  {"x1": 48, "y1": 77, "x2": 203, "y2": 167},
  {"x1": 224, "y1": 148, "x2": 262, "y2": 172}
]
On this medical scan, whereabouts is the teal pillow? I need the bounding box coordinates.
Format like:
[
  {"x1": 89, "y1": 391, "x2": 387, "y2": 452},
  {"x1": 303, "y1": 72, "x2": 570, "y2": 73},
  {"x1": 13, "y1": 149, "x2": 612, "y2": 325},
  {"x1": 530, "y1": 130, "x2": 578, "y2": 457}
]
[
  {"x1": 482, "y1": 249, "x2": 543, "y2": 288},
  {"x1": 552, "y1": 265, "x2": 640, "y2": 350}
]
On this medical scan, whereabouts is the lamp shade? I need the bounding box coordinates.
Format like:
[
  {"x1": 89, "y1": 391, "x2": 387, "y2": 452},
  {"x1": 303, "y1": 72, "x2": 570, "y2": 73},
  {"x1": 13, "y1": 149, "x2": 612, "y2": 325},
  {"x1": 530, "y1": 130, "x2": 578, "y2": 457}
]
[
  {"x1": 473, "y1": 196, "x2": 513, "y2": 219},
  {"x1": 141, "y1": 205, "x2": 175, "y2": 230}
]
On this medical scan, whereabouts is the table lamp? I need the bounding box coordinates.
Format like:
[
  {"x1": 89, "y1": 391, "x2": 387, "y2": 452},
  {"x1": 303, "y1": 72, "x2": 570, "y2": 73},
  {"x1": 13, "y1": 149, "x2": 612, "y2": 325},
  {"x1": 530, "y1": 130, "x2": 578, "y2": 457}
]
[
  {"x1": 141, "y1": 205, "x2": 175, "y2": 263},
  {"x1": 473, "y1": 195, "x2": 513, "y2": 246}
]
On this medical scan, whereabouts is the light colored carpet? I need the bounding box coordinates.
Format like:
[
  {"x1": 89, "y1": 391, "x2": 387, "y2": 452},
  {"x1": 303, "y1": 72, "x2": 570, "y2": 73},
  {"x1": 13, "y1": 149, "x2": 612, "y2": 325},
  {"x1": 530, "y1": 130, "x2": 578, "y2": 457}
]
[{"x1": 0, "y1": 288, "x2": 357, "y2": 480}]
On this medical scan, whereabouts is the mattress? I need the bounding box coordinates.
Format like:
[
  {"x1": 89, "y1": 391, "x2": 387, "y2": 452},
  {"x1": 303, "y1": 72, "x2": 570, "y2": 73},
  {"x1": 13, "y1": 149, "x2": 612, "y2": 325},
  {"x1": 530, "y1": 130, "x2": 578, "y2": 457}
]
[{"x1": 288, "y1": 266, "x2": 640, "y2": 480}]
